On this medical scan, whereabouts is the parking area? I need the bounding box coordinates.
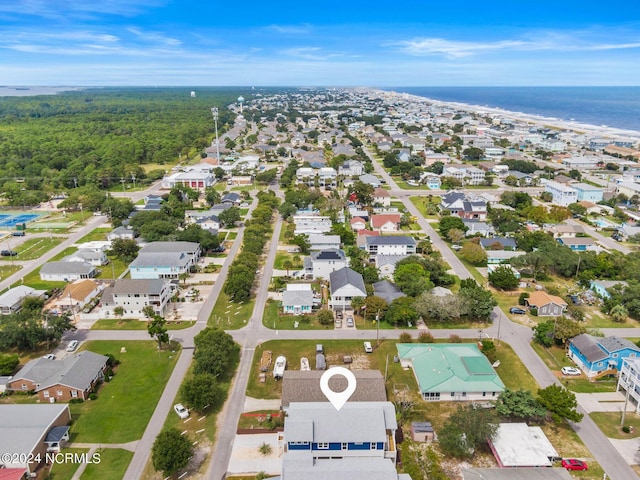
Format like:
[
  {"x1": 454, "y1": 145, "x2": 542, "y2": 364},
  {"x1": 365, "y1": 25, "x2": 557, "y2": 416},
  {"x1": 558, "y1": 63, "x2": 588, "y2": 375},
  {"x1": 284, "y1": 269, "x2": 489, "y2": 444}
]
[
  {"x1": 227, "y1": 433, "x2": 282, "y2": 476},
  {"x1": 575, "y1": 392, "x2": 634, "y2": 413}
]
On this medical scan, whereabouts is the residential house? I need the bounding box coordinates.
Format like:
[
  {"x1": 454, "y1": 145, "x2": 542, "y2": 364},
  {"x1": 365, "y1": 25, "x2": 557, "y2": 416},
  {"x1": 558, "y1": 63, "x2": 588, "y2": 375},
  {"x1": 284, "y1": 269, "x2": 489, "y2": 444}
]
[
  {"x1": 221, "y1": 192, "x2": 242, "y2": 206},
  {"x1": 525, "y1": 291, "x2": 567, "y2": 316},
  {"x1": 358, "y1": 174, "x2": 382, "y2": 188},
  {"x1": 297, "y1": 167, "x2": 317, "y2": 185},
  {"x1": 281, "y1": 370, "x2": 387, "y2": 409},
  {"x1": 45, "y1": 279, "x2": 100, "y2": 315},
  {"x1": 64, "y1": 248, "x2": 108, "y2": 266},
  {"x1": 230, "y1": 175, "x2": 252, "y2": 186},
  {"x1": 440, "y1": 192, "x2": 487, "y2": 220},
  {"x1": 424, "y1": 151, "x2": 451, "y2": 165},
  {"x1": 485, "y1": 250, "x2": 526, "y2": 265},
  {"x1": 107, "y1": 226, "x2": 136, "y2": 241},
  {"x1": 569, "y1": 334, "x2": 640, "y2": 378},
  {"x1": 557, "y1": 237, "x2": 595, "y2": 251},
  {"x1": 362, "y1": 236, "x2": 417, "y2": 259},
  {"x1": 372, "y1": 188, "x2": 391, "y2": 207},
  {"x1": 282, "y1": 287, "x2": 314, "y2": 315},
  {"x1": 305, "y1": 249, "x2": 348, "y2": 280},
  {"x1": 463, "y1": 220, "x2": 494, "y2": 237},
  {"x1": 561, "y1": 156, "x2": 600, "y2": 169},
  {"x1": 616, "y1": 181, "x2": 640, "y2": 198},
  {"x1": 479, "y1": 237, "x2": 516, "y2": 250},
  {"x1": 488, "y1": 423, "x2": 560, "y2": 468},
  {"x1": 307, "y1": 234, "x2": 341, "y2": 251},
  {"x1": 0, "y1": 286, "x2": 46, "y2": 315},
  {"x1": 329, "y1": 267, "x2": 366, "y2": 312},
  {"x1": 339, "y1": 160, "x2": 364, "y2": 177},
  {"x1": 372, "y1": 280, "x2": 405, "y2": 304},
  {"x1": 281, "y1": 402, "x2": 406, "y2": 480},
  {"x1": 544, "y1": 181, "x2": 578, "y2": 206},
  {"x1": 350, "y1": 217, "x2": 367, "y2": 231},
  {"x1": 618, "y1": 357, "x2": 640, "y2": 413},
  {"x1": 590, "y1": 279, "x2": 628, "y2": 299},
  {"x1": 572, "y1": 183, "x2": 604, "y2": 203},
  {"x1": 397, "y1": 343, "x2": 505, "y2": 401},
  {"x1": 7, "y1": 351, "x2": 109, "y2": 402},
  {"x1": 375, "y1": 255, "x2": 405, "y2": 280},
  {"x1": 293, "y1": 215, "x2": 332, "y2": 235},
  {"x1": 371, "y1": 214, "x2": 401, "y2": 233},
  {"x1": 617, "y1": 223, "x2": 640, "y2": 241},
  {"x1": 421, "y1": 173, "x2": 442, "y2": 189},
  {"x1": 40, "y1": 262, "x2": 97, "y2": 282},
  {"x1": 0, "y1": 404, "x2": 71, "y2": 475},
  {"x1": 507, "y1": 170, "x2": 535, "y2": 185},
  {"x1": 544, "y1": 224, "x2": 584, "y2": 238},
  {"x1": 318, "y1": 167, "x2": 337, "y2": 187},
  {"x1": 100, "y1": 278, "x2": 173, "y2": 318},
  {"x1": 195, "y1": 214, "x2": 220, "y2": 233},
  {"x1": 129, "y1": 241, "x2": 201, "y2": 280}
]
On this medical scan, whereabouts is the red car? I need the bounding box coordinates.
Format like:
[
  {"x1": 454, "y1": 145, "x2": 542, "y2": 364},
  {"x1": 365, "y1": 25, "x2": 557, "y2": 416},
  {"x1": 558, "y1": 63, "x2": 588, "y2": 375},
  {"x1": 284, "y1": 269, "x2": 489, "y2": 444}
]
[{"x1": 562, "y1": 459, "x2": 588, "y2": 471}]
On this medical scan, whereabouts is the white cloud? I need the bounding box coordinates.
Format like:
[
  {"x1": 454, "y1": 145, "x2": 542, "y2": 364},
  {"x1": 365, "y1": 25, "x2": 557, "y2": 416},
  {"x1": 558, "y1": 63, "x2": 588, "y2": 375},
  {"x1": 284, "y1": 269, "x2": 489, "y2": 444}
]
[
  {"x1": 389, "y1": 37, "x2": 529, "y2": 57},
  {"x1": 264, "y1": 24, "x2": 311, "y2": 35},
  {"x1": 0, "y1": 0, "x2": 167, "y2": 18}
]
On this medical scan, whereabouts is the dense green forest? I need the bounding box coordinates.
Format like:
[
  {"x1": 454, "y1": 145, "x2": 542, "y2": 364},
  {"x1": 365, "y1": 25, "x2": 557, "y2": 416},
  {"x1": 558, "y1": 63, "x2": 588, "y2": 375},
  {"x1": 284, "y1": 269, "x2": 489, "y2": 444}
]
[{"x1": 0, "y1": 87, "x2": 252, "y2": 206}]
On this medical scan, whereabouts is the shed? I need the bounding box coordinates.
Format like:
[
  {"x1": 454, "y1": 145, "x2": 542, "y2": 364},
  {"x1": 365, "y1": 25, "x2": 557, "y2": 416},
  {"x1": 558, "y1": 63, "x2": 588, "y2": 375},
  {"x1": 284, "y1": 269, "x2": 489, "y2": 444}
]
[
  {"x1": 315, "y1": 353, "x2": 326, "y2": 370},
  {"x1": 410, "y1": 422, "x2": 435, "y2": 442}
]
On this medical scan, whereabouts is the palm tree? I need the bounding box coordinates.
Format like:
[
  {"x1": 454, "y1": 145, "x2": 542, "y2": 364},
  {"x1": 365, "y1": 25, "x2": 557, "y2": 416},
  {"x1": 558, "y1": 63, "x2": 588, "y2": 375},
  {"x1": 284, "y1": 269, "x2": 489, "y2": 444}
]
[
  {"x1": 283, "y1": 260, "x2": 293, "y2": 276},
  {"x1": 610, "y1": 304, "x2": 628, "y2": 323}
]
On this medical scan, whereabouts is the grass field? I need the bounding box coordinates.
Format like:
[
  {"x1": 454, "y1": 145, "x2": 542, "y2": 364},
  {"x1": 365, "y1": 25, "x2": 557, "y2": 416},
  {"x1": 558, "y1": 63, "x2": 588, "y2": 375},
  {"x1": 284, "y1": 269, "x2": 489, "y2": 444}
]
[
  {"x1": 47, "y1": 448, "x2": 89, "y2": 480},
  {"x1": 494, "y1": 341, "x2": 539, "y2": 391},
  {"x1": 262, "y1": 300, "x2": 335, "y2": 330},
  {"x1": 91, "y1": 319, "x2": 195, "y2": 330},
  {"x1": 209, "y1": 290, "x2": 255, "y2": 329},
  {"x1": 80, "y1": 448, "x2": 133, "y2": 480},
  {"x1": 76, "y1": 227, "x2": 110, "y2": 243},
  {"x1": 16, "y1": 266, "x2": 66, "y2": 290},
  {"x1": 69, "y1": 340, "x2": 179, "y2": 443},
  {"x1": 0, "y1": 264, "x2": 21, "y2": 281},
  {"x1": 0, "y1": 237, "x2": 64, "y2": 261}
]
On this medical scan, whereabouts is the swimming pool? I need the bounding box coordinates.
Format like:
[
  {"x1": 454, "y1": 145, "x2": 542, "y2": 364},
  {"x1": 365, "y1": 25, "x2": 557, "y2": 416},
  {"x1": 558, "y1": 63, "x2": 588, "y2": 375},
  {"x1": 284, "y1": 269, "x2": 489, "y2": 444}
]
[{"x1": 592, "y1": 218, "x2": 613, "y2": 228}]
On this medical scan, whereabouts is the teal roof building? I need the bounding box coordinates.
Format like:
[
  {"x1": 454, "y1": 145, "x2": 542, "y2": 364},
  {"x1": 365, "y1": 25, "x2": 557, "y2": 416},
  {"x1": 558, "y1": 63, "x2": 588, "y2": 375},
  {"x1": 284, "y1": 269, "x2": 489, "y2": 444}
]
[{"x1": 396, "y1": 343, "x2": 505, "y2": 401}]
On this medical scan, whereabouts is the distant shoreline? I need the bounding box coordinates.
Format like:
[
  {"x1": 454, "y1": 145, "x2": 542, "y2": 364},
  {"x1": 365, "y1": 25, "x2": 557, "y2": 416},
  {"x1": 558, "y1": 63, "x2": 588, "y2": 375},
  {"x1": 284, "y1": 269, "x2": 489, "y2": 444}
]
[
  {"x1": 0, "y1": 86, "x2": 85, "y2": 97},
  {"x1": 375, "y1": 88, "x2": 640, "y2": 141}
]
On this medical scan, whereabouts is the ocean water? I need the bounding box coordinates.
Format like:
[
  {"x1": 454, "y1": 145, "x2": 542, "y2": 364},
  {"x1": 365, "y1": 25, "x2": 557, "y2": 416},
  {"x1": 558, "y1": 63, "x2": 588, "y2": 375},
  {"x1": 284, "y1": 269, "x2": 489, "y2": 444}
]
[{"x1": 385, "y1": 87, "x2": 640, "y2": 133}]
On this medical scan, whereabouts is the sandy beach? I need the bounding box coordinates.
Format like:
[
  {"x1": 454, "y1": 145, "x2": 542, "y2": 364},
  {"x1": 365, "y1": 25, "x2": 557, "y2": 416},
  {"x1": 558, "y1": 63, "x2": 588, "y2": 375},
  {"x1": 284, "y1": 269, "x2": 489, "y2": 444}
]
[{"x1": 376, "y1": 88, "x2": 640, "y2": 142}]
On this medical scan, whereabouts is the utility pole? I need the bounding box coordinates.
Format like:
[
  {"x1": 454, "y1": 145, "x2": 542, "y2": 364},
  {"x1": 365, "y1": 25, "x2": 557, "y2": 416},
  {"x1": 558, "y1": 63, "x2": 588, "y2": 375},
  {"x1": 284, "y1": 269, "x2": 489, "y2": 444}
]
[
  {"x1": 211, "y1": 107, "x2": 220, "y2": 164},
  {"x1": 120, "y1": 177, "x2": 126, "y2": 195},
  {"x1": 621, "y1": 378, "x2": 631, "y2": 427},
  {"x1": 131, "y1": 174, "x2": 136, "y2": 191}
]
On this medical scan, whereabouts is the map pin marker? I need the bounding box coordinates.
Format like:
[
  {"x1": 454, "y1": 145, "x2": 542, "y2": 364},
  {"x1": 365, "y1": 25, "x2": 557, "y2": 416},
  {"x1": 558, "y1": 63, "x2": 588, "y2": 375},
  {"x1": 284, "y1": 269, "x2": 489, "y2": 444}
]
[{"x1": 320, "y1": 367, "x2": 357, "y2": 411}]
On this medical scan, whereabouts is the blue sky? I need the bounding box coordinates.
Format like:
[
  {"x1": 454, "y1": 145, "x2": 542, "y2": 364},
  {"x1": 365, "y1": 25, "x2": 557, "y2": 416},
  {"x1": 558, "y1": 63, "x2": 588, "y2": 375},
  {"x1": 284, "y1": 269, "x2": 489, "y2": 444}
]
[{"x1": 1, "y1": 0, "x2": 639, "y2": 86}]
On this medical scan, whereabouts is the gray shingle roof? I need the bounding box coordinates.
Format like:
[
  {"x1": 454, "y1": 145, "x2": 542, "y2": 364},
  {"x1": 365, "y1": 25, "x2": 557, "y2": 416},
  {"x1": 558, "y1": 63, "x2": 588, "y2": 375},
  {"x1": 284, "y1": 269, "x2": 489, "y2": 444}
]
[
  {"x1": 366, "y1": 236, "x2": 416, "y2": 246},
  {"x1": 130, "y1": 252, "x2": 190, "y2": 268},
  {"x1": 40, "y1": 262, "x2": 96, "y2": 275},
  {"x1": 480, "y1": 237, "x2": 517, "y2": 249},
  {"x1": 111, "y1": 279, "x2": 169, "y2": 295},
  {"x1": 282, "y1": 370, "x2": 387, "y2": 407},
  {"x1": 570, "y1": 334, "x2": 607, "y2": 362},
  {"x1": 329, "y1": 267, "x2": 366, "y2": 294},
  {"x1": 282, "y1": 456, "x2": 400, "y2": 480},
  {"x1": 139, "y1": 241, "x2": 200, "y2": 255},
  {"x1": 282, "y1": 290, "x2": 314, "y2": 307}
]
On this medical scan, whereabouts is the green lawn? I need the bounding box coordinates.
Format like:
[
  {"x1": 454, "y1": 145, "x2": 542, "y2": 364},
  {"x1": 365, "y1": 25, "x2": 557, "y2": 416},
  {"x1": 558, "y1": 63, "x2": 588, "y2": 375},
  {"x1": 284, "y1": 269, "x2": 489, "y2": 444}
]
[
  {"x1": 0, "y1": 264, "x2": 21, "y2": 281},
  {"x1": 69, "y1": 341, "x2": 179, "y2": 443},
  {"x1": 15, "y1": 267, "x2": 66, "y2": 290},
  {"x1": 395, "y1": 180, "x2": 432, "y2": 190},
  {"x1": 262, "y1": 299, "x2": 334, "y2": 330},
  {"x1": 246, "y1": 339, "x2": 419, "y2": 401},
  {"x1": 50, "y1": 246, "x2": 78, "y2": 261},
  {"x1": 590, "y1": 412, "x2": 640, "y2": 438},
  {"x1": 273, "y1": 252, "x2": 303, "y2": 270},
  {"x1": 80, "y1": 448, "x2": 133, "y2": 480},
  {"x1": 0, "y1": 237, "x2": 64, "y2": 261},
  {"x1": 95, "y1": 256, "x2": 129, "y2": 280},
  {"x1": 76, "y1": 227, "x2": 110, "y2": 243},
  {"x1": 209, "y1": 290, "x2": 255, "y2": 329},
  {"x1": 409, "y1": 196, "x2": 441, "y2": 219},
  {"x1": 91, "y1": 319, "x2": 195, "y2": 330},
  {"x1": 47, "y1": 448, "x2": 89, "y2": 480},
  {"x1": 494, "y1": 342, "x2": 538, "y2": 391}
]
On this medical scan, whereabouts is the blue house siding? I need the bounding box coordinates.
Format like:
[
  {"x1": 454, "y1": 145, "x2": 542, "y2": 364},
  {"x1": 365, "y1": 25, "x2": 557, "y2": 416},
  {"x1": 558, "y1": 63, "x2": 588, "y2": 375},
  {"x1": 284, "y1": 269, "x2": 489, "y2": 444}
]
[
  {"x1": 283, "y1": 305, "x2": 312, "y2": 314},
  {"x1": 349, "y1": 442, "x2": 372, "y2": 451},
  {"x1": 288, "y1": 443, "x2": 311, "y2": 451}
]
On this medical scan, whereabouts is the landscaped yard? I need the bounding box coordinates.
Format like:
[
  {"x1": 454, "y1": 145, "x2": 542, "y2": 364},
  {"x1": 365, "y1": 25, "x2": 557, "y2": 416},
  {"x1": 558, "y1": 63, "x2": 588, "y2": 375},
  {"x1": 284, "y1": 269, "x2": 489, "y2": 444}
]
[
  {"x1": 47, "y1": 447, "x2": 89, "y2": 480},
  {"x1": 590, "y1": 411, "x2": 640, "y2": 439},
  {"x1": 273, "y1": 252, "x2": 303, "y2": 270},
  {"x1": 0, "y1": 264, "x2": 21, "y2": 281},
  {"x1": 15, "y1": 267, "x2": 66, "y2": 290},
  {"x1": 76, "y1": 227, "x2": 110, "y2": 243},
  {"x1": 91, "y1": 319, "x2": 195, "y2": 330},
  {"x1": 69, "y1": 340, "x2": 179, "y2": 443},
  {"x1": 262, "y1": 299, "x2": 335, "y2": 330},
  {"x1": 209, "y1": 290, "x2": 255, "y2": 329}
]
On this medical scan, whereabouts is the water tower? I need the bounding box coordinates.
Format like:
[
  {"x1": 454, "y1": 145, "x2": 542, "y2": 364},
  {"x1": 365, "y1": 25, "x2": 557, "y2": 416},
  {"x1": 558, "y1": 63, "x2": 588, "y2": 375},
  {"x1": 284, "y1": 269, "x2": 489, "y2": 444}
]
[
  {"x1": 237, "y1": 96, "x2": 245, "y2": 115},
  {"x1": 190, "y1": 91, "x2": 196, "y2": 98}
]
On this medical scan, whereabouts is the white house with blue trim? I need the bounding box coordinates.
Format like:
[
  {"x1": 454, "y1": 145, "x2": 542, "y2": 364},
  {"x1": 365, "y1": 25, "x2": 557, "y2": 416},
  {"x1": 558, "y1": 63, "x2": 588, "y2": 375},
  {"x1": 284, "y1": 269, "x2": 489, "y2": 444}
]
[
  {"x1": 568, "y1": 334, "x2": 640, "y2": 379},
  {"x1": 590, "y1": 280, "x2": 628, "y2": 299},
  {"x1": 281, "y1": 401, "x2": 410, "y2": 480}
]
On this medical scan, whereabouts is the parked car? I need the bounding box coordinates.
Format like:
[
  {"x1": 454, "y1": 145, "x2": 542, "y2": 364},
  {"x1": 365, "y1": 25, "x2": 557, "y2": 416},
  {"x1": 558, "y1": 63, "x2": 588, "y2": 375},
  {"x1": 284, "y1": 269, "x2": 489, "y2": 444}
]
[
  {"x1": 212, "y1": 246, "x2": 225, "y2": 253},
  {"x1": 561, "y1": 366, "x2": 582, "y2": 376},
  {"x1": 11, "y1": 231, "x2": 25, "y2": 236},
  {"x1": 346, "y1": 316, "x2": 354, "y2": 327},
  {"x1": 66, "y1": 340, "x2": 78, "y2": 352},
  {"x1": 0, "y1": 250, "x2": 17, "y2": 256},
  {"x1": 174, "y1": 403, "x2": 189, "y2": 419},
  {"x1": 363, "y1": 341, "x2": 373, "y2": 353},
  {"x1": 451, "y1": 244, "x2": 462, "y2": 251},
  {"x1": 561, "y1": 459, "x2": 588, "y2": 471},
  {"x1": 335, "y1": 319, "x2": 342, "y2": 328},
  {"x1": 509, "y1": 307, "x2": 526, "y2": 315},
  {"x1": 43, "y1": 354, "x2": 56, "y2": 360}
]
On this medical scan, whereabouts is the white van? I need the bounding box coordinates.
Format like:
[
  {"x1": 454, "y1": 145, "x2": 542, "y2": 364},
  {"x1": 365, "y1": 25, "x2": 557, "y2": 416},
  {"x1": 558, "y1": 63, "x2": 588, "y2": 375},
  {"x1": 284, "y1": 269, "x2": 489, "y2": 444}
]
[{"x1": 363, "y1": 341, "x2": 373, "y2": 353}]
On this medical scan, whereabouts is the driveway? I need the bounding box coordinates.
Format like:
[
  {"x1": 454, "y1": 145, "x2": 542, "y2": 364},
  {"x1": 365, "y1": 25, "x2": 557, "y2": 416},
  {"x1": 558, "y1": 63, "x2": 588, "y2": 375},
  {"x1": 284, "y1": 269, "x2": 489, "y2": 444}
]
[{"x1": 575, "y1": 392, "x2": 634, "y2": 414}]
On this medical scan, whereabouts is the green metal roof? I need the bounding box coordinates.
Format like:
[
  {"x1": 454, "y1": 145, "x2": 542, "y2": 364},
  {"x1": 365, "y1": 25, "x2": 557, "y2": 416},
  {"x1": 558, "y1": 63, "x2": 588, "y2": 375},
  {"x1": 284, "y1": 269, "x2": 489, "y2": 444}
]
[{"x1": 396, "y1": 343, "x2": 505, "y2": 394}]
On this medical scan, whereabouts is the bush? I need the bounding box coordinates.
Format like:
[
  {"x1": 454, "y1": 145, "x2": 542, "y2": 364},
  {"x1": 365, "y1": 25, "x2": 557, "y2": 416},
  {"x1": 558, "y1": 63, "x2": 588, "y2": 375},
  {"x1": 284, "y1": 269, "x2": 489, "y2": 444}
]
[
  {"x1": 399, "y1": 332, "x2": 413, "y2": 343},
  {"x1": 449, "y1": 334, "x2": 462, "y2": 343},
  {"x1": 88, "y1": 393, "x2": 98, "y2": 400},
  {"x1": 418, "y1": 331, "x2": 435, "y2": 343},
  {"x1": 258, "y1": 442, "x2": 273, "y2": 456},
  {"x1": 69, "y1": 398, "x2": 84, "y2": 404},
  {"x1": 518, "y1": 292, "x2": 530, "y2": 306},
  {"x1": 530, "y1": 307, "x2": 538, "y2": 316},
  {"x1": 622, "y1": 425, "x2": 631, "y2": 433}
]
